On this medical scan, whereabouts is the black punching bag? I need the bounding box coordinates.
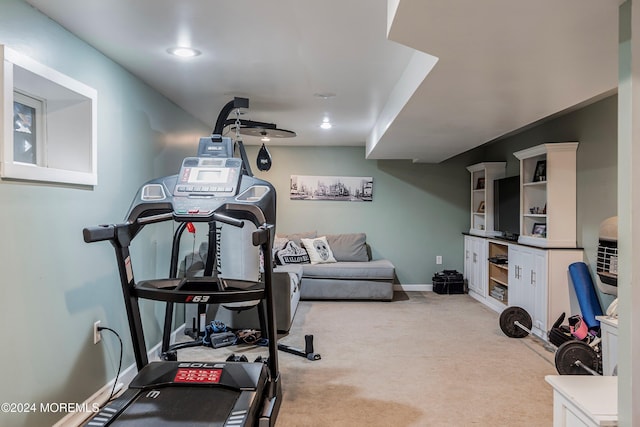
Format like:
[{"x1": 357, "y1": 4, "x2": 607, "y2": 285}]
[{"x1": 257, "y1": 143, "x2": 272, "y2": 171}]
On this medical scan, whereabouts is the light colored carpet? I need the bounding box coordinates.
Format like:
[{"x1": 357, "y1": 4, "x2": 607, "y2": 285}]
[{"x1": 181, "y1": 292, "x2": 557, "y2": 426}]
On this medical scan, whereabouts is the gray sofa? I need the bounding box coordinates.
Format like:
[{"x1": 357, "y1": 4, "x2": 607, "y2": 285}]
[
  {"x1": 274, "y1": 232, "x2": 396, "y2": 301},
  {"x1": 180, "y1": 231, "x2": 395, "y2": 334}
]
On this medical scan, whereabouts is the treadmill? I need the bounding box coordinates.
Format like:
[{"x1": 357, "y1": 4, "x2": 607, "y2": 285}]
[{"x1": 82, "y1": 135, "x2": 281, "y2": 426}]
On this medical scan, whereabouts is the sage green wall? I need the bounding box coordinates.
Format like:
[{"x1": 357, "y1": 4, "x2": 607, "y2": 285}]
[
  {"x1": 245, "y1": 145, "x2": 470, "y2": 284},
  {"x1": 453, "y1": 94, "x2": 619, "y2": 308},
  {"x1": 0, "y1": 1, "x2": 209, "y2": 426}
]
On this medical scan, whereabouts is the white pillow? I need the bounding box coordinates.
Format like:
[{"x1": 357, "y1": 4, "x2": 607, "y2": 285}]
[{"x1": 300, "y1": 236, "x2": 337, "y2": 264}]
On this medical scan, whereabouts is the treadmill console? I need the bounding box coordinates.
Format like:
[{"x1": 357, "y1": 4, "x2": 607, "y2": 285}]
[
  {"x1": 171, "y1": 157, "x2": 243, "y2": 219},
  {"x1": 174, "y1": 157, "x2": 242, "y2": 197},
  {"x1": 128, "y1": 135, "x2": 274, "y2": 224}
]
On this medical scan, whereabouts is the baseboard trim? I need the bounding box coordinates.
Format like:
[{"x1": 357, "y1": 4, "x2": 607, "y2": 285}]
[
  {"x1": 394, "y1": 283, "x2": 432, "y2": 292},
  {"x1": 54, "y1": 323, "x2": 187, "y2": 427}
]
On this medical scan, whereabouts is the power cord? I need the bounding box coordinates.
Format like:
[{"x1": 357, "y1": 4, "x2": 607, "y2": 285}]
[{"x1": 97, "y1": 326, "x2": 123, "y2": 402}]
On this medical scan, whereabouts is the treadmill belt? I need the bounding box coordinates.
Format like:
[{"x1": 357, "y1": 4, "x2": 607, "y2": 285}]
[{"x1": 112, "y1": 387, "x2": 240, "y2": 426}]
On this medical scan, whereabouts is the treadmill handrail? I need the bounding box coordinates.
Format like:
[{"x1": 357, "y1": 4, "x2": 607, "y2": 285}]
[
  {"x1": 83, "y1": 224, "x2": 117, "y2": 243},
  {"x1": 212, "y1": 212, "x2": 245, "y2": 228},
  {"x1": 82, "y1": 210, "x2": 246, "y2": 246}
]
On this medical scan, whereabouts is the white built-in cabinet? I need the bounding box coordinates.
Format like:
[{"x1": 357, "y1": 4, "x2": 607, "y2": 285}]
[
  {"x1": 508, "y1": 245, "x2": 546, "y2": 335},
  {"x1": 465, "y1": 235, "x2": 583, "y2": 341},
  {"x1": 464, "y1": 143, "x2": 582, "y2": 341},
  {"x1": 513, "y1": 143, "x2": 578, "y2": 248},
  {"x1": 466, "y1": 162, "x2": 506, "y2": 236},
  {"x1": 508, "y1": 245, "x2": 583, "y2": 339},
  {"x1": 464, "y1": 235, "x2": 487, "y2": 298}
]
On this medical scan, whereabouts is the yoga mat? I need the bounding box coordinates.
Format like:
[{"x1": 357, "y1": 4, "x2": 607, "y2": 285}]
[{"x1": 568, "y1": 262, "x2": 603, "y2": 330}]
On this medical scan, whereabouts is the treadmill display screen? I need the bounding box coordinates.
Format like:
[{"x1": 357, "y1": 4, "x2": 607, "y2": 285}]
[
  {"x1": 174, "y1": 157, "x2": 242, "y2": 197},
  {"x1": 192, "y1": 168, "x2": 228, "y2": 183},
  {"x1": 174, "y1": 368, "x2": 222, "y2": 384}
]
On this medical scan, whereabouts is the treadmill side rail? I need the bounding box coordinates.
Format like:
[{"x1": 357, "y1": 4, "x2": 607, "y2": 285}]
[
  {"x1": 259, "y1": 375, "x2": 282, "y2": 427},
  {"x1": 82, "y1": 388, "x2": 139, "y2": 426}
]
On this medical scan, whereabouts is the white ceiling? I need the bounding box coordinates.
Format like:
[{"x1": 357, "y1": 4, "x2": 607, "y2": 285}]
[{"x1": 25, "y1": 0, "x2": 619, "y2": 163}]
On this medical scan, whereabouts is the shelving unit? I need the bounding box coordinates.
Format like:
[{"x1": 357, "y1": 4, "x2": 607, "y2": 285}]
[
  {"x1": 464, "y1": 142, "x2": 582, "y2": 342},
  {"x1": 466, "y1": 162, "x2": 506, "y2": 236},
  {"x1": 487, "y1": 241, "x2": 509, "y2": 306},
  {"x1": 514, "y1": 143, "x2": 578, "y2": 248}
]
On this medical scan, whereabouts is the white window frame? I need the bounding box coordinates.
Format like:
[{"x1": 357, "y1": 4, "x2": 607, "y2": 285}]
[{"x1": 1, "y1": 45, "x2": 97, "y2": 186}]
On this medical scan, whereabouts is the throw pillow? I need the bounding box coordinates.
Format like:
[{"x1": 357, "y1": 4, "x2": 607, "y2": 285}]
[
  {"x1": 300, "y1": 236, "x2": 337, "y2": 264},
  {"x1": 325, "y1": 233, "x2": 370, "y2": 262},
  {"x1": 276, "y1": 240, "x2": 311, "y2": 265}
]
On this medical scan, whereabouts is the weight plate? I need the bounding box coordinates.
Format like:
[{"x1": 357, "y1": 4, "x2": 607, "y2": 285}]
[
  {"x1": 499, "y1": 306, "x2": 532, "y2": 338},
  {"x1": 555, "y1": 340, "x2": 600, "y2": 375}
]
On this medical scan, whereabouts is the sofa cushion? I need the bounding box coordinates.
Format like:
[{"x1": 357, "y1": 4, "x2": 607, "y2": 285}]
[
  {"x1": 325, "y1": 233, "x2": 369, "y2": 262},
  {"x1": 301, "y1": 236, "x2": 337, "y2": 264},
  {"x1": 302, "y1": 259, "x2": 395, "y2": 280},
  {"x1": 276, "y1": 231, "x2": 317, "y2": 246},
  {"x1": 273, "y1": 264, "x2": 304, "y2": 281},
  {"x1": 300, "y1": 278, "x2": 394, "y2": 301},
  {"x1": 273, "y1": 236, "x2": 289, "y2": 252}
]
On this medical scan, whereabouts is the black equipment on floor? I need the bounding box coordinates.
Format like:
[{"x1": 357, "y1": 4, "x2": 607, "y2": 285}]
[
  {"x1": 432, "y1": 270, "x2": 465, "y2": 295},
  {"x1": 82, "y1": 132, "x2": 281, "y2": 426}
]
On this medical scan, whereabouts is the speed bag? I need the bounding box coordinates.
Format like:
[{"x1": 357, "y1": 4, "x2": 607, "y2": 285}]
[{"x1": 256, "y1": 143, "x2": 272, "y2": 171}]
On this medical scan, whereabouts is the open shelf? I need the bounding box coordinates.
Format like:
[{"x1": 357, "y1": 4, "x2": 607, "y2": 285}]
[
  {"x1": 466, "y1": 162, "x2": 505, "y2": 236},
  {"x1": 514, "y1": 143, "x2": 578, "y2": 248},
  {"x1": 487, "y1": 241, "x2": 509, "y2": 305}
]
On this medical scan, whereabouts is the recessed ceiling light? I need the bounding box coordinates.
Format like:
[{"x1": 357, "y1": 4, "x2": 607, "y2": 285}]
[
  {"x1": 320, "y1": 117, "x2": 332, "y2": 130},
  {"x1": 167, "y1": 46, "x2": 201, "y2": 58}
]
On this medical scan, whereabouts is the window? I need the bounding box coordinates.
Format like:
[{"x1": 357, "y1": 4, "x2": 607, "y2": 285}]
[{"x1": 1, "y1": 45, "x2": 97, "y2": 186}]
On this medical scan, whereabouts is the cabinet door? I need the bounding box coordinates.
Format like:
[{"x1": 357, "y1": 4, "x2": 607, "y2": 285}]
[
  {"x1": 464, "y1": 236, "x2": 474, "y2": 289},
  {"x1": 529, "y1": 250, "x2": 548, "y2": 334},
  {"x1": 475, "y1": 239, "x2": 487, "y2": 296},
  {"x1": 508, "y1": 246, "x2": 527, "y2": 309},
  {"x1": 464, "y1": 236, "x2": 486, "y2": 296},
  {"x1": 510, "y1": 246, "x2": 547, "y2": 338}
]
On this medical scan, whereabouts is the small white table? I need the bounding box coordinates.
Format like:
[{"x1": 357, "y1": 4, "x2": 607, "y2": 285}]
[{"x1": 545, "y1": 375, "x2": 617, "y2": 427}]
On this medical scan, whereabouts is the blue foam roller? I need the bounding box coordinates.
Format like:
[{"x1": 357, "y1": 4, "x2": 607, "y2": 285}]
[{"x1": 568, "y1": 262, "x2": 603, "y2": 330}]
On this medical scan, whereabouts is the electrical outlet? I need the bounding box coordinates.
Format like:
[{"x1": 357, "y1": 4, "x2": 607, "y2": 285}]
[
  {"x1": 436, "y1": 255, "x2": 443, "y2": 265},
  {"x1": 93, "y1": 321, "x2": 101, "y2": 344}
]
